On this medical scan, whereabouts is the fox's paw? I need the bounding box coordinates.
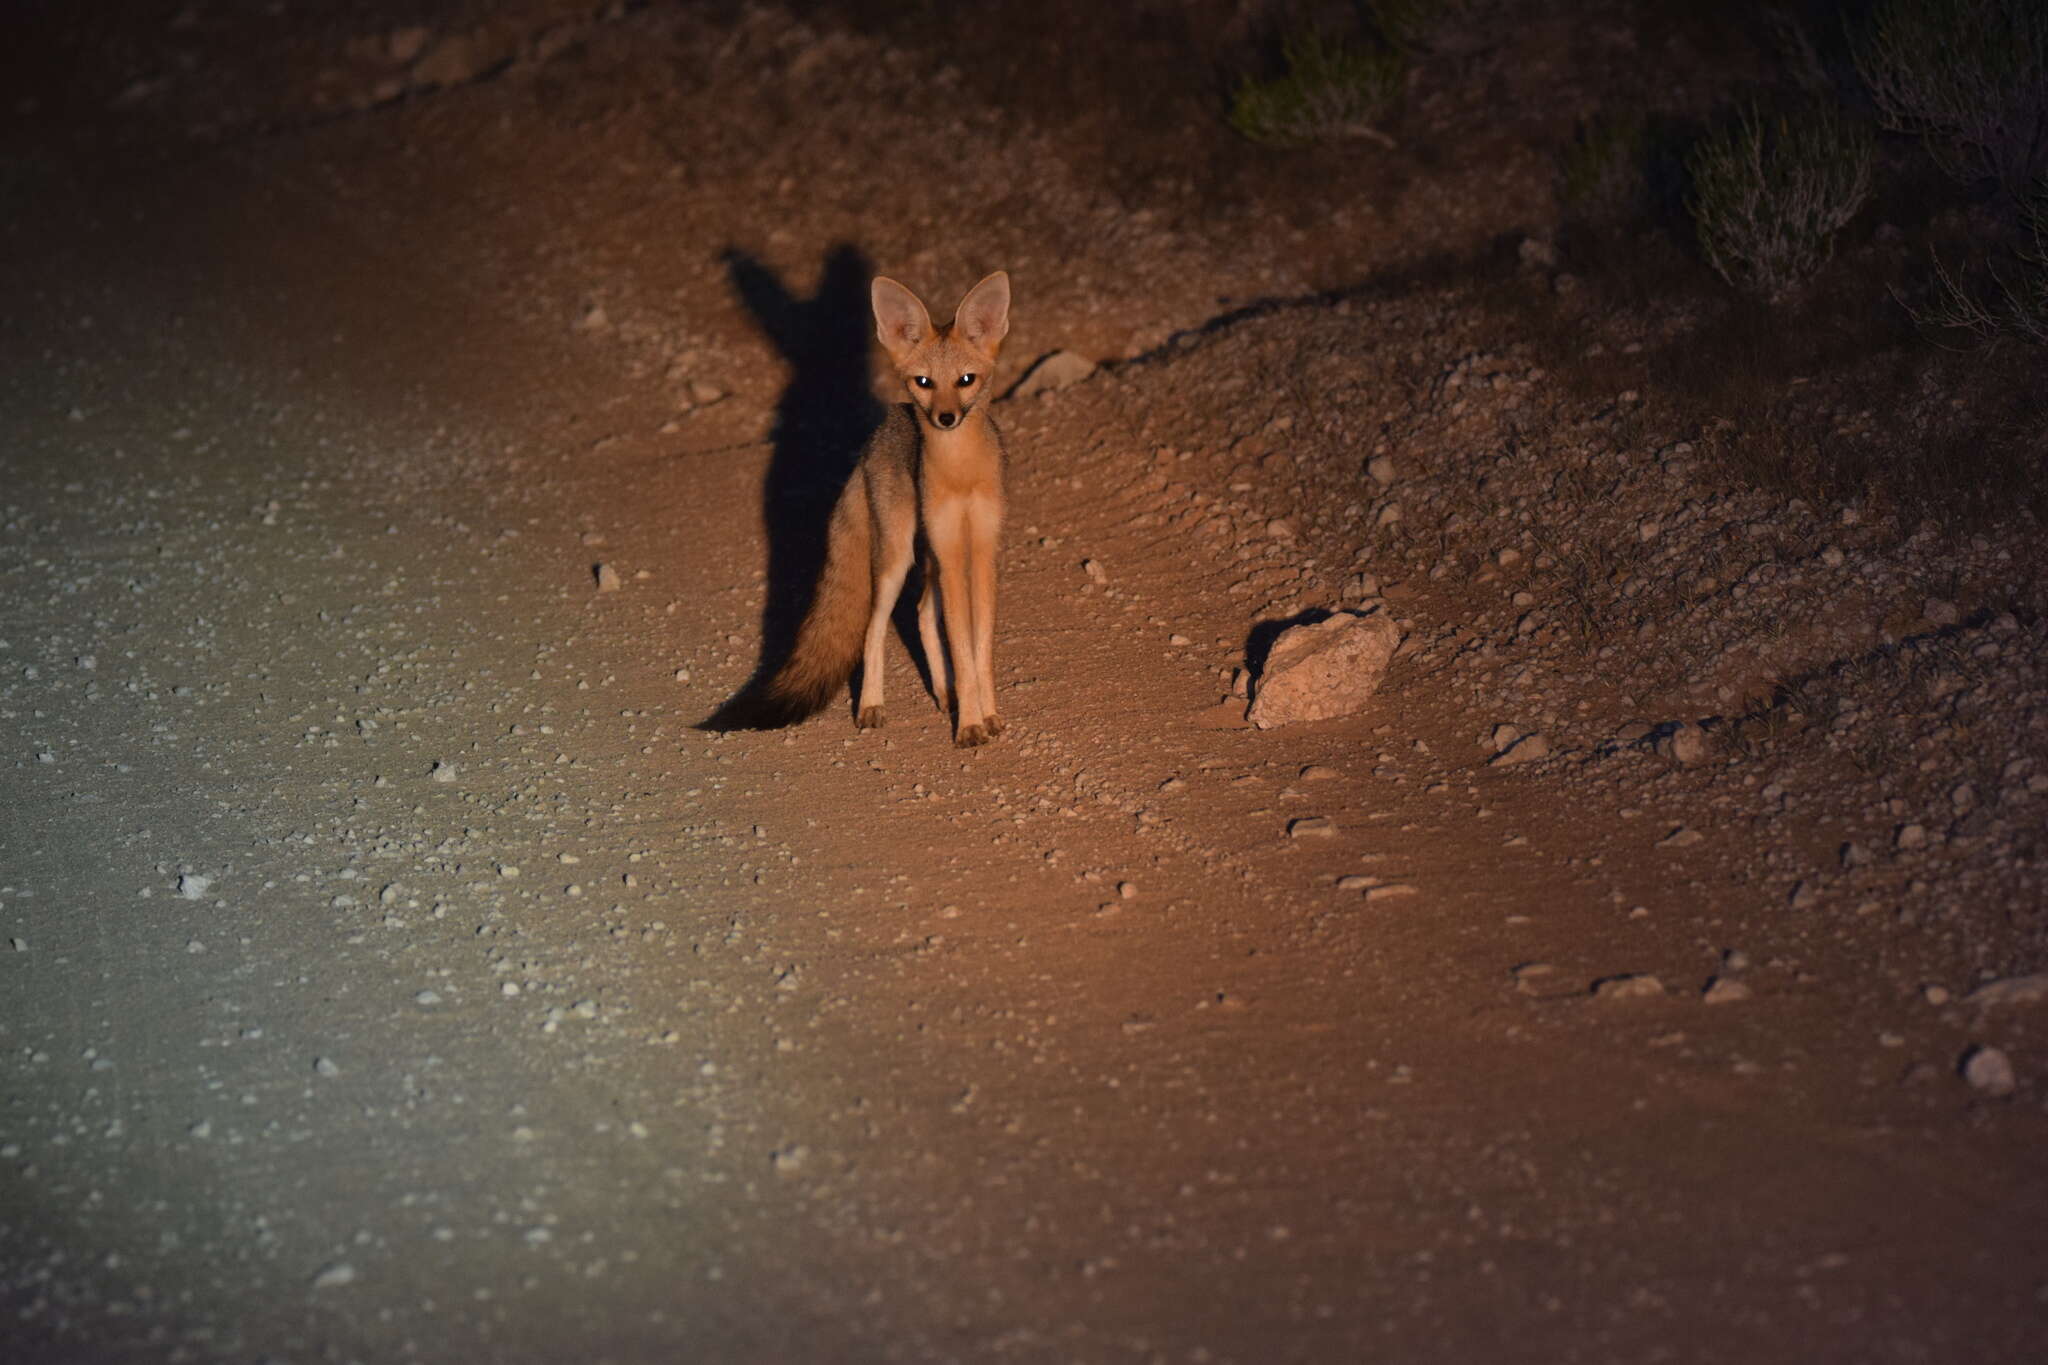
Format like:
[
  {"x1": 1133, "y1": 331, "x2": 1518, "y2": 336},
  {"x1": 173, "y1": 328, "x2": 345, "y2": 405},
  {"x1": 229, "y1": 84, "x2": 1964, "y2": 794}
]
[
  {"x1": 855, "y1": 705, "x2": 886, "y2": 730},
  {"x1": 954, "y1": 722, "x2": 993, "y2": 748},
  {"x1": 984, "y1": 712, "x2": 1005, "y2": 737}
]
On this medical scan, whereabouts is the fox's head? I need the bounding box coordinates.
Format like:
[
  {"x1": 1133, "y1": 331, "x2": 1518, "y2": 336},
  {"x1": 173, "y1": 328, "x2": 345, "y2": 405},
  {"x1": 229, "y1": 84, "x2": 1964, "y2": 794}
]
[{"x1": 871, "y1": 271, "x2": 1010, "y2": 432}]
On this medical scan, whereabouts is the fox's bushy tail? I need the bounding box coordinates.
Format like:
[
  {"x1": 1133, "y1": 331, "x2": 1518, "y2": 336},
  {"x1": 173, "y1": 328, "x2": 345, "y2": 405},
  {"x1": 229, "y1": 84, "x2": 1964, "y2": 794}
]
[{"x1": 701, "y1": 480, "x2": 872, "y2": 731}]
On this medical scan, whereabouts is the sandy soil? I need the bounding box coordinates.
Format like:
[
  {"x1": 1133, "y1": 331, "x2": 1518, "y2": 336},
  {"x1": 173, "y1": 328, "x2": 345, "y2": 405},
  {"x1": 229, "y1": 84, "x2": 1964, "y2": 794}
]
[{"x1": 3, "y1": 3, "x2": 2045, "y2": 1361}]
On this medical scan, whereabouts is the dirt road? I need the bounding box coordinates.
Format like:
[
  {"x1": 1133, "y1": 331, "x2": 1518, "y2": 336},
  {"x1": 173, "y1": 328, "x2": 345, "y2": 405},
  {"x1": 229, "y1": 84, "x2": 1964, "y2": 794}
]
[{"x1": 4, "y1": 4, "x2": 2045, "y2": 1362}]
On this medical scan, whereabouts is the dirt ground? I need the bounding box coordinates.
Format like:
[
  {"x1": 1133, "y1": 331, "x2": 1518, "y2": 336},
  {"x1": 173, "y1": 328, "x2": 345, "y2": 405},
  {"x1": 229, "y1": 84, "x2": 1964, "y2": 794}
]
[{"x1": 3, "y1": 3, "x2": 2045, "y2": 1362}]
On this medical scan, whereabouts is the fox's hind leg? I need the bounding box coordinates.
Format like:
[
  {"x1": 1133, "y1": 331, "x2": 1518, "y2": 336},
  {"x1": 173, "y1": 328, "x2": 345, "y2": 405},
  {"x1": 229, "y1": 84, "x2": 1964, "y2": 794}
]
[
  {"x1": 915, "y1": 555, "x2": 953, "y2": 718},
  {"x1": 856, "y1": 502, "x2": 916, "y2": 730}
]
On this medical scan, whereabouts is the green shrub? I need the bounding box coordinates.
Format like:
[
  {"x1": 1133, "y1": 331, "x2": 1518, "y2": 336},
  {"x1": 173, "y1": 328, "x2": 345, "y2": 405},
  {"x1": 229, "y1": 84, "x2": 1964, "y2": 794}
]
[
  {"x1": 1228, "y1": 30, "x2": 1404, "y2": 149},
  {"x1": 1854, "y1": 0, "x2": 2048, "y2": 196},
  {"x1": 1686, "y1": 104, "x2": 1874, "y2": 299}
]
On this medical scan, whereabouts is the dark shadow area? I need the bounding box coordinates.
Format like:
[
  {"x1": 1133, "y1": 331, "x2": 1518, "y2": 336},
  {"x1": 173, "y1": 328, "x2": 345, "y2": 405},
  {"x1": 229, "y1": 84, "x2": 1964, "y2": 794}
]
[
  {"x1": 1114, "y1": 237, "x2": 1530, "y2": 376},
  {"x1": 1242, "y1": 605, "x2": 1342, "y2": 681},
  {"x1": 701, "y1": 243, "x2": 885, "y2": 729}
]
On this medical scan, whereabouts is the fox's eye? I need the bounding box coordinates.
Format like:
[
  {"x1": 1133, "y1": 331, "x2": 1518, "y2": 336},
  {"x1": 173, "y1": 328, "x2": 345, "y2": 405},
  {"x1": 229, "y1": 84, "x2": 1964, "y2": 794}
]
[
  {"x1": 957, "y1": 373, "x2": 977, "y2": 388},
  {"x1": 913, "y1": 375, "x2": 934, "y2": 389}
]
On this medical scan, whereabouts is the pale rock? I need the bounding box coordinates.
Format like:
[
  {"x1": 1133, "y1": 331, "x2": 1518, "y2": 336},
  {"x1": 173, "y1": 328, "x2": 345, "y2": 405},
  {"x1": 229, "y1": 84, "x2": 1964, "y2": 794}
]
[
  {"x1": 1656, "y1": 722, "x2": 1707, "y2": 764},
  {"x1": 1593, "y1": 974, "x2": 1666, "y2": 1000},
  {"x1": 412, "y1": 33, "x2": 490, "y2": 88},
  {"x1": 1965, "y1": 974, "x2": 2048, "y2": 1008},
  {"x1": 1702, "y1": 976, "x2": 1752, "y2": 1005},
  {"x1": 1960, "y1": 1045, "x2": 2016, "y2": 1097},
  {"x1": 1249, "y1": 610, "x2": 1402, "y2": 729},
  {"x1": 1491, "y1": 733, "x2": 1550, "y2": 766},
  {"x1": 1013, "y1": 350, "x2": 1096, "y2": 397}
]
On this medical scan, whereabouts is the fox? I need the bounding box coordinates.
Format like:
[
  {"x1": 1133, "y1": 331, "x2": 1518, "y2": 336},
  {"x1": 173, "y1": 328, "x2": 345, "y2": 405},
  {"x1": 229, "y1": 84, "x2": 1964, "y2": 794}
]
[{"x1": 713, "y1": 270, "x2": 1013, "y2": 747}]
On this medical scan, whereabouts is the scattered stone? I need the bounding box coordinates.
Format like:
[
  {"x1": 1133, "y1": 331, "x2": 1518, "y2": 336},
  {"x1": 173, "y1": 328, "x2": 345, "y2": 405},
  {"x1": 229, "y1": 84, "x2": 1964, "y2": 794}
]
[
  {"x1": 1491, "y1": 733, "x2": 1550, "y2": 766},
  {"x1": 177, "y1": 874, "x2": 212, "y2": 900},
  {"x1": 311, "y1": 1262, "x2": 358, "y2": 1290},
  {"x1": 1374, "y1": 501, "x2": 1403, "y2": 526},
  {"x1": 1248, "y1": 609, "x2": 1402, "y2": 729},
  {"x1": 1960, "y1": 1045, "x2": 2016, "y2": 1097},
  {"x1": 1922, "y1": 597, "x2": 1960, "y2": 627},
  {"x1": 1658, "y1": 826, "x2": 1703, "y2": 849},
  {"x1": 1300, "y1": 764, "x2": 1339, "y2": 781},
  {"x1": 1701, "y1": 976, "x2": 1752, "y2": 1005},
  {"x1": 1839, "y1": 841, "x2": 1873, "y2": 869},
  {"x1": 1489, "y1": 723, "x2": 1521, "y2": 753},
  {"x1": 1656, "y1": 722, "x2": 1707, "y2": 764},
  {"x1": 388, "y1": 25, "x2": 432, "y2": 65},
  {"x1": 412, "y1": 33, "x2": 492, "y2": 89},
  {"x1": 1517, "y1": 235, "x2": 1557, "y2": 270},
  {"x1": 1364, "y1": 883, "x2": 1418, "y2": 902},
  {"x1": 1082, "y1": 558, "x2": 1109, "y2": 584},
  {"x1": 1287, "y1": 816, "x2": 1337, "y2": 839},
  {"x1": 1965, "y1": 974, "x2": 2048, "y2": 1008},
  {"x1": 1336, "y1": 874, "x2": 1375, "y2": 890},
  {"x1": 1367, "y1": 454, "x2": 1397, "y2": 486},
  {"x1": 1787, "y1": 880, "x2": 1818, "y2": 909},
  {"x1": 430, "y1": 760, "x2": 457, "y2": 783},
  {"x1": 1894, "y1": 823, "x2": 1927, "y2": 851},
  {"x1": 1592, "y1": 974, "x2": 1666, "y2": 1000},
  {"x1": 594, "y1": 562, "x2": 622, "y2": 592},
  {"x1": 1344, "y1": 572, "x2": 1381, "y2": 600},
  {"x1": 1013, "y1": 350, "x2": 1096, "y2": 397}
]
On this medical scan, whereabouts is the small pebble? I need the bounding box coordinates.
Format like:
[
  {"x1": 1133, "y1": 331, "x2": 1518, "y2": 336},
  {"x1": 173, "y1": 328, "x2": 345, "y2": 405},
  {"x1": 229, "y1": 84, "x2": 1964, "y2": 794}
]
[{"x1": 1960, "y1": 1045, "x2": 2016, "y2": 1097}]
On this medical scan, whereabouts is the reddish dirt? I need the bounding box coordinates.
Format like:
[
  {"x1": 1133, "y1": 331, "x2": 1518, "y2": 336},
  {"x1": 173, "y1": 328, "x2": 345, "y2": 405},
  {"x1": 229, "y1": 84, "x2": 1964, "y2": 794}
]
[{"x1": 2, "y1": 3, "x2": 2044, "y2": 1361}]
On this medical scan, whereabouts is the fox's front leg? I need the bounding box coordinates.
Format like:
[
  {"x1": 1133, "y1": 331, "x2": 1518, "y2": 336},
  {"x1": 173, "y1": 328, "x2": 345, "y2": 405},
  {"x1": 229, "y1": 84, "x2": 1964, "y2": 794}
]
[
  {"x1": 967, "y1": 495, "x2": 1002, "y2": 737},
  {"x1": 928, "y1": 508, "x2": 993, "y2": 746}
]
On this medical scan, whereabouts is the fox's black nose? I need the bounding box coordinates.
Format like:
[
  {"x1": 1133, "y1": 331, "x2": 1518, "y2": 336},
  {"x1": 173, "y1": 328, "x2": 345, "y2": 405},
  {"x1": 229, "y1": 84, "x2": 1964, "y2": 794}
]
[{"x1": 934, "y1": 411, "x2": 958, "y2": 429}]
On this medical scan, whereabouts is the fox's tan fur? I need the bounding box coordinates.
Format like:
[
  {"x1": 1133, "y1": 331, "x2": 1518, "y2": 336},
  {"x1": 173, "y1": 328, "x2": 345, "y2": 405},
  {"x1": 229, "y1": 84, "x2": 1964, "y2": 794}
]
[{"x1": 717, "y1": 271, "x2": 1012, "y2": 746}]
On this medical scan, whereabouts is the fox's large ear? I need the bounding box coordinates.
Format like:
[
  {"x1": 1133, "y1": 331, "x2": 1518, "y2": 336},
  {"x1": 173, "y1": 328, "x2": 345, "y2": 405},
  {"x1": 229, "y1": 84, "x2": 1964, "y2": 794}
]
[
  {"x1": 871, "y1": 277, "x2": 934, "y2": 360},
  {"x1": 953, "y1": 271, "x2": 1011, "y2": 354}
]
